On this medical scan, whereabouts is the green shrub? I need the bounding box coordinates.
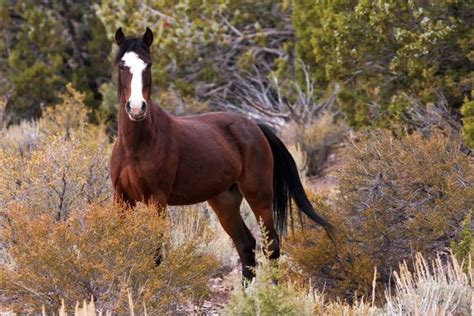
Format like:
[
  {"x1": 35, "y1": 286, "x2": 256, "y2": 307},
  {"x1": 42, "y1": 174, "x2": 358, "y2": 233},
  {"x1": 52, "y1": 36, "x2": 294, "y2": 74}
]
[
  {"x1": 226, "y1": 226, "x2": 383, "y2": 315},
  {"x1": 292, "y1": 1, "x2": 473, "y2": 127},
  {"x1": 461, "y1": 91, "x2": 474, "y2": 148},
  {"x1": 451, "y1": 212, "x2": 473, "y2": 266},
  {"x1": 227, "y1": 244, "x2": 471, "y2": 314},
  {"x1": 3, "y1": 2, "x2": 110, "y2": 123},
  {"x1": 226, "y1": 230, "x2": 319, "y2": 315}
]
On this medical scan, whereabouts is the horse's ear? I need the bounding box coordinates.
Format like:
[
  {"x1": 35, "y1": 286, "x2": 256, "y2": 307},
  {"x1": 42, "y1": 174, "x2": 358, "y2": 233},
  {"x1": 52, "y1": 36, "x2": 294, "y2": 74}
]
[
  {"x1": 143, "y1": 27, "x2": 153, "y2": 47},
  {"x1": 115, "y1": 27, "x2": 125, "y2": 46}
]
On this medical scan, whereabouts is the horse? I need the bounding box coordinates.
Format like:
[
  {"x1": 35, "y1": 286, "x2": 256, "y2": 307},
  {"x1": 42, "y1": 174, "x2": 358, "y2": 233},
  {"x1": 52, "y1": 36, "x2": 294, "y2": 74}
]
[{"x1": 110, "y1": 27, "x2": 333, "y2": 281}]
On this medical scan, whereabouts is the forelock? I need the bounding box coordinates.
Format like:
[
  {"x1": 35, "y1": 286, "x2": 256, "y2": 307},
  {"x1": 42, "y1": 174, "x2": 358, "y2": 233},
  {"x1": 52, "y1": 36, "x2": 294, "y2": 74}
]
[{"x1": 114, "y1": 37, "x2": 150, "y2": 65}]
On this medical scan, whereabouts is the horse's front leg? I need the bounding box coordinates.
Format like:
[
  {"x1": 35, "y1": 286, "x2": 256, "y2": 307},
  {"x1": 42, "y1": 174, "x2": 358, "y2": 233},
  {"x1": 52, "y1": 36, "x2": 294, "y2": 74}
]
[
  {"x1": 148, "y1": 191, "x2": 168, "y2": 266},
  {"x1": 147, "y1": 191, "x2": 167, "y2": 213},
  {"x1": 113, "y1": 183, "x2": 136, "y2": 208}
]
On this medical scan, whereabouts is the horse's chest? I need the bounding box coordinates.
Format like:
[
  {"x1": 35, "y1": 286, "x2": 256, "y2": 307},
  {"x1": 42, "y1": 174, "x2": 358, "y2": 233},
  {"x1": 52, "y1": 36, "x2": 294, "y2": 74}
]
[
  {"x1": 119, "y1": 156, "x2": 176, "y2": 198},
  {"x1": 118, "y1": 162, "x2": 159, "y2": 199}
]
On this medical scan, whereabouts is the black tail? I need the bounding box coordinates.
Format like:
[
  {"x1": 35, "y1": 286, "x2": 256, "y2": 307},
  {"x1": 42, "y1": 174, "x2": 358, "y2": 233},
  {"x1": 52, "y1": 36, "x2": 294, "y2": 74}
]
[{"x1": 258, "y1": 124, "x2": 334, "y2": 237}]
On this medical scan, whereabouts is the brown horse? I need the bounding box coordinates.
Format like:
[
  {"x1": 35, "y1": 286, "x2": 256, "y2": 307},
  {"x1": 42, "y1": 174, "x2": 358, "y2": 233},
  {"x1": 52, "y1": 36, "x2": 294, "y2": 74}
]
[{"x1": 110, "y1": 27, "x2": 332, "y2": 281}]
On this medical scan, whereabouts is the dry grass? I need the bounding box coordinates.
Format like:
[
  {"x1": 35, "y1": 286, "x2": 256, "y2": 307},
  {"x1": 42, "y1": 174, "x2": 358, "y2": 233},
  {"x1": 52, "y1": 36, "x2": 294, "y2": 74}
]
[
  {"x1": 0, "y1": 87, "x2": 221, "y2": 314},
  {"x1": 168, "y1": 204, "x2": 238, "y2": 269},
  {"x1": 385, "y1": 253, "x2": 472, "y2": 315},
  {"x1": 0, "y1": 131, "x2": 111, "y2": 219},
  {"x1": 0, "y1": 85, "x2": 111, "y2": 220},
  {"x1": 226, "y1": 226, "x2": 323, "y2": 315},
  {"x1": 0, "y1": 120, "x2": 40, "y2": 156}
]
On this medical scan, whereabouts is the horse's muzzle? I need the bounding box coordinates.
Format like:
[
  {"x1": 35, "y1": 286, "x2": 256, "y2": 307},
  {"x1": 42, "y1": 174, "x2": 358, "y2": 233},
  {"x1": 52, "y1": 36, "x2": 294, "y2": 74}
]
[{"x1": 126, "y1": 101, "x2": 147, "y2": 121}]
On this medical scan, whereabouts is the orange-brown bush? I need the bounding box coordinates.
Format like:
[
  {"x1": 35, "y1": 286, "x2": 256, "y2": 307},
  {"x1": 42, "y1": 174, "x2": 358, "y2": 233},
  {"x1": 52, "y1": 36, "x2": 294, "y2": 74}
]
[
  {"x1": 0, "y1": 131, "x2": 111, "y2": 219},
  {"x1": 39, "y1": 84, "x2": 91, "y2": 138},
  {"x1": 286, "y1": 128, "x2": 473, "y2": 301},
  {"x1": 0, "y1": 203, "x2": 218, "y2": 314},
  {"x1": 0, "y1": 84, "x2": 93, "y2": 157},
  {"x1": 158, "y1": 90, "x2": 210, "y2": 116},
  {"x1": 296, "y1": 112, "x2": 348, "y2": 177},
  {"x1": 0, "y1": 85, "x2": 111, "y2": 219}
]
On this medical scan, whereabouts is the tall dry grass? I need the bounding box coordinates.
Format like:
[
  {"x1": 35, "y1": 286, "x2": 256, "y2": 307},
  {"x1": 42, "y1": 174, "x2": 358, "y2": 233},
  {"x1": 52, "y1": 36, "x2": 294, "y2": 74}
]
[{"x1": 385, "y1": 253, "x2": 472, "y2": 315}]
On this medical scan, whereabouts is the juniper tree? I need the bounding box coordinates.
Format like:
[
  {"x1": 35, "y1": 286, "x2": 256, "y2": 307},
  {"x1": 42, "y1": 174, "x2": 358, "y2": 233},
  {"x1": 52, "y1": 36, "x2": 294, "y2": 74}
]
[{"x1": 1, "y1": 0, "x2": 110, "y2": 124}]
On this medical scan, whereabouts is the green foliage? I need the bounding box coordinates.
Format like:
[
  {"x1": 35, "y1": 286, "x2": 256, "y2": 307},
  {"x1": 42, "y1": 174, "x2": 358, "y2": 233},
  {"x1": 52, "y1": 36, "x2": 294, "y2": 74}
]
[
  {"x1": 286, "y1": 129, "x2": 473, "y2": 300},
  {"x1": 461, "y1": 91, "x2": 474, "y2": 148},
  {"x1": 451, "y1": 212, "x2": 473, "y2": 265},
  {"x1": 96, "y1": 1, "x2": 293, "y2": 112},
  {"x1": 226, "y1": 228, "x2": 317, "y2": 315},
  {"x1": 292, "y1": 1, "x2": 474, "y2": 127},
  {"x1": 2, "y1": 1, "x2": 111, "y2": 123},
  {"x1": 0, "y1": 2, "x2": 472, "y2": 311},
  {"x1": 226, "y1": 225, "x2": 384, "y2": 315},
  {"x1": 1, "y1": 1, "x2": 471, "y2": 131}
]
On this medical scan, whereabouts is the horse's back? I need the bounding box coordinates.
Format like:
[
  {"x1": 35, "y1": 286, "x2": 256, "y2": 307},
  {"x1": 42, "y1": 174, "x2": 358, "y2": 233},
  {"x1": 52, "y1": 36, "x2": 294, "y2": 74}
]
[
  {"x1": 176, "y1": 111, "x2": 249, "y2": 127},
  {"x1": 167, "y1": 111, "x2": 270, "y2": 205},
  {"x1": 176, "y1": 111, "x2": 266, "y2": 144}
]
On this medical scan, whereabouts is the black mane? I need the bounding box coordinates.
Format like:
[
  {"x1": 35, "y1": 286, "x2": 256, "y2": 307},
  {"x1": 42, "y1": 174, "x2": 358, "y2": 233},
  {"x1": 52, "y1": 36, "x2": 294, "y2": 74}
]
[{"x1": 114, "y1": 37, "x2": 150, "y2": 65}]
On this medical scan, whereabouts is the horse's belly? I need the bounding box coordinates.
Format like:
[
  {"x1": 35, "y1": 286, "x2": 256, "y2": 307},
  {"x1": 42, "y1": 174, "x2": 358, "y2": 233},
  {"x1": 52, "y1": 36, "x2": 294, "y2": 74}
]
[{"x1": 167, "y1": 158, "x2": 239, "y2": 205}]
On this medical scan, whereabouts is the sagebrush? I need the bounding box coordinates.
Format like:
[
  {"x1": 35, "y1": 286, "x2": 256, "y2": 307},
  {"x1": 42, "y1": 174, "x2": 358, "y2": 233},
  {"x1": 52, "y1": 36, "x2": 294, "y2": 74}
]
[
  {"x1": 0, "y1": 203, "x2": 218, "y2": 314},
  {"x1": 286, "y1": 128, "x2": 473, "y2": 301}
]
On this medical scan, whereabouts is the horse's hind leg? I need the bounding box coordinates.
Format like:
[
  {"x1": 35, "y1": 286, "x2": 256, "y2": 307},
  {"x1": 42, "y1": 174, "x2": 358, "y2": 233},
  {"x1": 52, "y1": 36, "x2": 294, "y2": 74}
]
[
  {"x1": 229, "y1": 122, "x2": 280, "y2": 261},
  {"x1": 239, "y1": 181, "x2": 280, "y2": 262},
  {"x1": 237, "y1": 147, "x2": 280, "y2": 262},
  {"x1": 208, "y1": 186, "x2": 256, "y2": 281}
]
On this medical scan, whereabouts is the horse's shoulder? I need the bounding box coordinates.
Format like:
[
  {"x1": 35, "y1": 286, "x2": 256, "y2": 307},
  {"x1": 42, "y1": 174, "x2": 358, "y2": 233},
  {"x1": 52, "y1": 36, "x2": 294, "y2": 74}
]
[
  {"x1": 110, "y1": 139, "x2": 125, "y2": 169},
  {"x1": 111, "y1": 137, "x2": 124, "y2": 154}
]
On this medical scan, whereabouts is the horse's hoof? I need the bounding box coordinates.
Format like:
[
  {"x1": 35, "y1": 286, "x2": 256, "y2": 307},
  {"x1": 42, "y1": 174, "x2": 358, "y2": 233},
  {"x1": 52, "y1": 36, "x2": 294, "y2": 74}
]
[{"x1": 154, "y1": 246, "x2": 163, "y2": 266}]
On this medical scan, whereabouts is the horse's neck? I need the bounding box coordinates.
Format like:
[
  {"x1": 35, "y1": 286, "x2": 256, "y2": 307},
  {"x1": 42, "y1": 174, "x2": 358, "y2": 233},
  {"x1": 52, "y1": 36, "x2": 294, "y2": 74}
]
[{"x1": 118, "y1": 101, "x2": 171, "y2": 154}]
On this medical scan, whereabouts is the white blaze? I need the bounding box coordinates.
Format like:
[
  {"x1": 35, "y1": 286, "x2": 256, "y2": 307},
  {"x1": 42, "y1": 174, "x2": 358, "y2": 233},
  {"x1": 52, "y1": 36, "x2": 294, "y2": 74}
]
[{"x1": 121, "y1": 52, "x2": 147, "y2": 111}]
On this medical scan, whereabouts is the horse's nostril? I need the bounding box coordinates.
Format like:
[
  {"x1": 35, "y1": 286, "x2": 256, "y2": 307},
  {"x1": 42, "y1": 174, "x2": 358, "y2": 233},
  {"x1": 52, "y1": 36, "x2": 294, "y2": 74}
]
[
  {"x1": 141, "y1": 101, "x2": 147, "y2": 112},
  {"x1": 126, "y1": 101, "x2": 131, "y2": 113}
]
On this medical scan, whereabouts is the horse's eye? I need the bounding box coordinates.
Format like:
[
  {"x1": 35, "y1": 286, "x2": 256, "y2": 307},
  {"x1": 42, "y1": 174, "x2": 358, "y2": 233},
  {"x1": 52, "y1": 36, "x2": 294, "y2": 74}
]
[
  {"x1": 146, "y1": 63, "x2": 152, "y2": 69},
  {"x1": 119, "y1": 64, "x2": 124, "y2": 70}
]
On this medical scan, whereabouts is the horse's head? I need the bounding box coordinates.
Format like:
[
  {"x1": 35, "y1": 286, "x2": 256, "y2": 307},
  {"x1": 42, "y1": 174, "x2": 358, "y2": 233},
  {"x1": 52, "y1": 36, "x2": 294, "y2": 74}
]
[{"x1": 114, "y1": 27, "x2": 154, "y2": 121}]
